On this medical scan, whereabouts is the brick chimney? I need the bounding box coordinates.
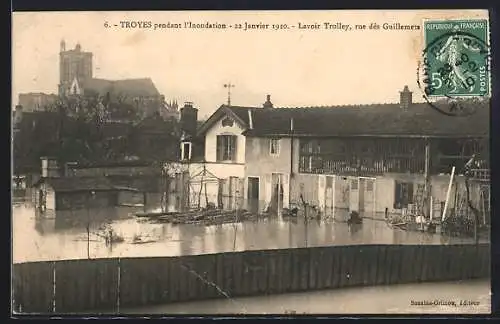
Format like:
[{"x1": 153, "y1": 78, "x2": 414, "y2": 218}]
[
  {"x1": 263, "y1": 94, "x2": 274, "y2": 109},
  {"x1": 14, "y1": 105, "x2": 23, "y2": 124},
  {"x1": 180, "y1": 101, "x2": 198, "y2": 138},
  {"x1": 399, "y1": 85, "x2": 412, "y2": 111}
]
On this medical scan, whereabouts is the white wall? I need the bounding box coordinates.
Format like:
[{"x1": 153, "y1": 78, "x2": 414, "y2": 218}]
[
  {"x1": 188, "y1": 162, "x2": 245, "y2": 182},
  {"x1": 204, "y1": 117, "x2": 246, "y2": 164}
]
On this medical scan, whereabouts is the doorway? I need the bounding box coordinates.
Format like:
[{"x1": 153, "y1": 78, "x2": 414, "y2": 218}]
[
  {"x1": 270, "y1": 173, "x2": 285, "y2": 214},
  {"x1": 324, "y1": 176, "x2": 335, "y2": 218},
  {"x1": 247, "y1": 177, "x2": 260, "y2": 214},
  {"x1": 348, "y1": 177, "x2": 376, "y2": 215}
]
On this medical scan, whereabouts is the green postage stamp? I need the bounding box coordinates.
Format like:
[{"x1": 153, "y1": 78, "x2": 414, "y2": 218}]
[{"x1": 422, "y1": 19, "x2": 490, "y2": 98}]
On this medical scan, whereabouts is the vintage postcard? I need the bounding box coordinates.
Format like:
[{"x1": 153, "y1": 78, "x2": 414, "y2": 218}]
[{"x1": 11, "y1": 9, "x2": 491, "y2": 316}]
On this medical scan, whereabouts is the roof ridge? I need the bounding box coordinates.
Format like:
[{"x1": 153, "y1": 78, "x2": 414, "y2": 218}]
[{"x1": 277, "y1": 102, "x2": 403, "y2": 109}]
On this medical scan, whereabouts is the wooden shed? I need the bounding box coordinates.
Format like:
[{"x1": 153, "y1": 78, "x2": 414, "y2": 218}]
[{"x1": 32, "y1": 176, "x2": 142, "y2": 211}]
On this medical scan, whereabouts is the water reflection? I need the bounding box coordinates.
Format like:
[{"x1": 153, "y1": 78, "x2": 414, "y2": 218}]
[
  {"x1": 120, "y1": 279, "x2": 491, "y2": 315},
  {"x1": 13, "y1": 200, "x2": 487, "y2": 264}
]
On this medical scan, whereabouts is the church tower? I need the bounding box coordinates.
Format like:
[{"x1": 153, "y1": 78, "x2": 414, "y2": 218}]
[{"x1": 58, "y1": 40, "x2": 93, "y2": 96}]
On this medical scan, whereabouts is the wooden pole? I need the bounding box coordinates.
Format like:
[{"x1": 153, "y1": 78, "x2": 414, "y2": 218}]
[
  {"x1": 86, "y1": 193, "x2": 92, "y2": 259},
  {"x1": 300, "y1": 194, "x2": 308, "y2": 248},
  {"x1": 482, "y1": 189, "x2": 487, "y2": 225},
  {"x1": 424, "y1": 139, "x2": 431, "y2": 219},
  {"x1": 429, "y1": 196, "x2": 433, "y2": 222},
  {"x1": 441, "y1": 166, "x2": 455, "y2": 222},
  {"x1": 204, "y1": 183, "x2": 209, "y2": 207},
  {"x1": 233, "y1": 190, "x2": 239, "y2": 251},
  {"x1": 277, "y1": 174, "x2": 282, "y2": 219},
  {"x1": 87, "y1": 209, "x2": 90, "y2": 259}
]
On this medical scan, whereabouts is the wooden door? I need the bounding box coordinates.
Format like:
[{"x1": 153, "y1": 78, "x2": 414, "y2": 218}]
[
  {"x1": 349, "y1": 178, "x2": 359, "y2": 212},
  {"x1": 335, "y1": 177, "x2": 350, "y2": 210},
  {"x1": 247, "y1": 177, "x2": 260, "y2": 214},
  {"x1": 363, "y1": 178, "x2": 376, "y2": 214},
  {"x1": 358, "y1": 178, "x2": 365, "y2": 212},
  {"x1": 325, "y1": 176, "x2": 334, "y2": 218}
]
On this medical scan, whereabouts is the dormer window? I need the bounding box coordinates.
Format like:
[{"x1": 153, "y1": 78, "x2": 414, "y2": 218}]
[
  {"x1": 270, "y1": 138, "x2": 280, "y2": 156},
  {"x1": 181, "y1": 141, "x2": 192, "y2": 161}
]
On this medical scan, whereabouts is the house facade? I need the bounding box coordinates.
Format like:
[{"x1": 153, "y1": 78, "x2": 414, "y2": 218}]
[
  {"x1": 174, "y1": 90, "x2": 489, "y2": 219},
  {"x1": 241, "y1": 89, "x2": 489, "y2": 220},
  {"x1": 173, "y1": 102, "x2": 250, "y2": 211}
]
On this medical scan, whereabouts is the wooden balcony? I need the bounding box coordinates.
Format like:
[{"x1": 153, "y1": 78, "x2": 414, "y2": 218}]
[{"x1": 469, "y1": 169, "x2": 490, "y2": 182}]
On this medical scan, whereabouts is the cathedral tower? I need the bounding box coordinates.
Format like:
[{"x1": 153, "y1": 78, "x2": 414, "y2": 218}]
[{"x1": 58, "y1": 40, "x2": 93, "y2": 96}]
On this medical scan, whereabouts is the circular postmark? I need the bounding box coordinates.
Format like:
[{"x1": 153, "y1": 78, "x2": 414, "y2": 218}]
[{"x1": 417, "y1": 25, "x2": 491, "y2": 117}]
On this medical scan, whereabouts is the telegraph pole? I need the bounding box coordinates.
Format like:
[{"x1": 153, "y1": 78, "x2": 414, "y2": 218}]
[{"x1": 224, "y1": 83, "x2": 235, "y2": 106}]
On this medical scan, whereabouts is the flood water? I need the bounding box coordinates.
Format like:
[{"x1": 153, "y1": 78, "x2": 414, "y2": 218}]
[
  {"x1": 119, "y1": 279, "x2": 491, "y2": 315},
  {"x1": 12, "y1": 197, "x2": 486, "y2": 263}
]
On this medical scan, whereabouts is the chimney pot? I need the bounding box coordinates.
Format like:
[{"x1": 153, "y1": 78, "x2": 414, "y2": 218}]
[
  {"x1": 263, "y1": 94, "x2": 274, "y2": 109},
  {"x1": 399, "y1": 85, "x2": 412, "y2": 111}
]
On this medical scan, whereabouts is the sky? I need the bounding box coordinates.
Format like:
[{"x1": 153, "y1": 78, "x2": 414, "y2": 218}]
[{"x1": 12, "y1": 10, "x2": 488, "y2": 119}]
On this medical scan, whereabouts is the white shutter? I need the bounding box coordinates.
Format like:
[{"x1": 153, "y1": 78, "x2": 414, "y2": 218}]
[
  {"x1": 264, "y1": 174, "x2": 272, "y2": 206},
  {"x1": 318, "y1": 175, "x2": 326, "y2": 211},
  {"x1": 282, "y1": 174, "x2": 289, "y2": 208},
  {"x1": 237, "y1": 178, "x2": 244, "y2": 208},
  {"x1": 331, "y1": 176, "x2": 336, "y2": 212}
]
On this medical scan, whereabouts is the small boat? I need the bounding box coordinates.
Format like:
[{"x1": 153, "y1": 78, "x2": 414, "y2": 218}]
[
  {"x1": 131, "y1": 234, "x2": 159, "y2": 244},
  {"x1": 131, "y1": 238, "x2": 158, "y2": 244}
]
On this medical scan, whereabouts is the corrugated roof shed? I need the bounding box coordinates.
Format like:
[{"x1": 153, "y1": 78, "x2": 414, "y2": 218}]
[{"x1": 32, "y1": 176, "x2": 140, "y2": 193}]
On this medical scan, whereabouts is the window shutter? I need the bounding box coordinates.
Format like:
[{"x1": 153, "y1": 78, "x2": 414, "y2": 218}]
[
  {"x1": 216, "y1": 136, "x2": 222, "y2": 161},
  {"x1": 408, "y1": 182, "x2": 414, "y2": 204},
  {"x1": 231, "y1": 135, "x2": 237, "y2": 161},
  {"x1": 282, "y1": 174, "x2": 289, "y2": 208},
  {"x1": 265, "y1": 174, "x2": 272, "y2": 205},
  {"x1": 318, "y1": 175, "x2": 326, "y2": 211}
]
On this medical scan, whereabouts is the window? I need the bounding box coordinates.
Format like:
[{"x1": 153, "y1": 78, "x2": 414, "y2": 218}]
[
  {"x1": 270, "y1": 138, "x2": 280, "y2": 156},
  {"x1": 394, "y1": 181, "x2": 414, "y2": 209},
  {"x1": 351, "y1": 179, "x2": 358, "y2": 190},
  {"x1": 181, "y1": 142, "x2": 192, "y2": 161},
  {"x1": 216, "y1": 135, "x2": 237, "y2": 162},
  {"x1": 366, "y1": 180, "x2": 374, "y2": 192}
]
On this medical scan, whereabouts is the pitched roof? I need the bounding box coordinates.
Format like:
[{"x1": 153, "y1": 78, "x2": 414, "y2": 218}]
[
  {"x1": 100, "y1": 121, "x2": 134, "y2": 139},
  {"x1": 198, "y1": 102, "x2": 490, "y2": 138},
  {"x1": 33, "y1": 176, "x2": 141, "y2": 192},
  {"x1": 70, "y1": 159, "x2": 152, "y2": 169},
  {"x1": 83, "y1": 78, "x2": 160, "y2": 98}
]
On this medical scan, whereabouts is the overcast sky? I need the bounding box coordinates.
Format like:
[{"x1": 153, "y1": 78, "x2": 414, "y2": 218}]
[{"x1": 12, "y1": 10, "x2": 487, "y2": 118}]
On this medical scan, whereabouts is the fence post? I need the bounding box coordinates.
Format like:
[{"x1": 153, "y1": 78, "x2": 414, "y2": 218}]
[
  {"x1": 117, "y1": 258, "x2": 121, "y2": 314},
  {"x1": 52, "y1": 261, "x2": 56, "y2": 313}
]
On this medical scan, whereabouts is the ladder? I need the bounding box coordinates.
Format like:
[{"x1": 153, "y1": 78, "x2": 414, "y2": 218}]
[{"x1": 409, "y1": 184, "x2": 425, "y2": 217}]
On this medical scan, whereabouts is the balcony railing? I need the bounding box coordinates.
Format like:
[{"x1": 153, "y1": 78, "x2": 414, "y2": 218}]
[{"x1": 468, "y1": 169, "x2": 490, "y2": 182}]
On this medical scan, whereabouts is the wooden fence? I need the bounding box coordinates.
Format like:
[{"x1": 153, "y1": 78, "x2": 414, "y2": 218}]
[{"x1": 12, "y1": 244, "x2": 490, "y2": 314}]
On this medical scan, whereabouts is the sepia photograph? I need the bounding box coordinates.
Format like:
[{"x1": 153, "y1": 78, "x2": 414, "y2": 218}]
[{"x1": 11, "y1": 9, "x2": 491, "y2": 316}]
